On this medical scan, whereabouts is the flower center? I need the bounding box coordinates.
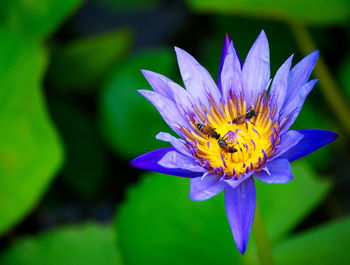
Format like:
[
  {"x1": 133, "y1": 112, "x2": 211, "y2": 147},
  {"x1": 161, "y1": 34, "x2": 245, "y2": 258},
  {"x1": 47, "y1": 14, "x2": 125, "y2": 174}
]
[{"x1": 181, "y1": 92, "x2": 280, "y2": 178}]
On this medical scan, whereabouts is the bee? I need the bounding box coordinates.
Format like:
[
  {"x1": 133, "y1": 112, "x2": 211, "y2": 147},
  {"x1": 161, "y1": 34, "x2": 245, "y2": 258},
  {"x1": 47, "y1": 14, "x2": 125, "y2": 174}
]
[
  {"x1": 218, "y1": 137, "x2": 238, "y2": 153},
  {"x1": 232, "y1": 106, "x2": 257, "y2": 125},
  {"x1": 196, "y1": 123, "x2": 221, "y2": 140}
]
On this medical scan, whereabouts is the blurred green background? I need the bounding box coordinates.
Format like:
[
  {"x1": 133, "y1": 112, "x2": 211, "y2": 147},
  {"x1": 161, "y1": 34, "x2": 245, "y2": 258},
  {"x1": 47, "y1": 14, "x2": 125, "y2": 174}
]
[{"x1": 0, "y1": 0, "x2": 349, "y2": 264}]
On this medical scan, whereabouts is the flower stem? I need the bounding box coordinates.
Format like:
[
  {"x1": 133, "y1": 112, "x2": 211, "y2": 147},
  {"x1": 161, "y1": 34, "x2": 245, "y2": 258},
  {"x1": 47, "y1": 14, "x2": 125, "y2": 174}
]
[
  {"x1": 252, "y1": 203, "x2": 274, "y2": 265},
  {"x1": 288, "y1": 21, "x2": 350, "y2": 136}
]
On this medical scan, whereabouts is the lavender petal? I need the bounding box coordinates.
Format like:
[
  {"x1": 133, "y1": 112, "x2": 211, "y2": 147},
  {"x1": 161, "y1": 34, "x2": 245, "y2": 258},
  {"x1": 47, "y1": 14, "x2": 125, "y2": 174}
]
[
  {"x1": 158, "y1": 150, "x2": 205, "y2": 173},
  {"x1": 279, "y1": 79, "x2": 318, "y2": 132},
  {"x1": 175, "y1": 47, "x2": 222, "y2": 108},
  {"x1": 190, "y1": 174, "x2": 225, "y2": 201},
  {"x1": 156, "y1": 132, "x2": 191, "y2": 157},
  {"x1": 225, "y1": 177, "x2": 256, "y2": 254},
  {"x1": 138, "y1": 89, "x2": 189, "y2": 135},
  {"x1": 279, "y1": 129, "x2": 338, "y2": 162},
  {"x1": 284, "y1": 50, "x2": 319, "y2": 106},
  {"x1": 254, "y1": 159, "x2": 293, "y2": 184},
  {"x1": 242, "y1": 30, "x2": 270, "y2": 106},
  {"x1": 271, "y1": 130, "x2": 304, "y2": 159},
  {"x1": 269, "y1": 55, "x2": 293, "y2": 118},
  {"x1": 130, "y1": 147, "x2": 202, "y2": 178},
  {"x1": 220, "y1": 42, "x2": 243, "y2": 103}
]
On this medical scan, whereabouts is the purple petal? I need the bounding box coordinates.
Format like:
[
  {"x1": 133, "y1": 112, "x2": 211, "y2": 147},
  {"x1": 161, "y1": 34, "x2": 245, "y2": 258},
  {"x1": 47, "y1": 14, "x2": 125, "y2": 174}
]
[
  {"x1": 140, "y1": 73, "x2": 196, "y2": 118},
  {"x1": 271, "y1": 130, "x2": 304, "y2": 159},
  {"x1": 279, "y1": 79, "x2": 318, "y2": 132},
  {"x1": 156, "y1": 132, "x2": 191, "y2": 157},
  {"x1": 190, "y1": 174, "x2": 225, "y2": 201},
  {"x1": 284, "y1": 50, "x2": 319, "y2": 106},
  {"x1": 269, "y1": 55, "x2": 293, "y2": 118},
  {"x1": 130, "y1": 147, "x2": 201, "y2": 178},
  {"x1": 141, "y1": 70, "x2": 175, "y2": 100},
  {"x1": 225, "y1": 177, "x2": 256, "y2": 254},
  {"x1": 138, "y1": 90, "x2": 189, "y2": 135},
  {"x1": 220, "y1": 42, "x2": 243, "y2": 103},
  {"x1": 224, "y1": 171, "x2": 253, "y2": 189},
  {"x1": 217, "y1": 34, "x2": 232, "y2": 93},
  {"x1": 158, "y1": 150, "x2": 205, "y2": 173},
  {"x1": 279, "y1": 129, "x2": 338, "y2": 162},
  {"x1": 218, "y1": 34, "x2": 242, "y2": 92},
  {"x1": 175, "y1": 47, "x2": 222, "y2": 108},
  {"x1": 242, "y1": 30, "x2": 270, "y2": 106},
  {"x1": 254, "y1": 159, "x2": 293, "y2": 184},
  {"x1": 170, "y1": 81, "x2": 199, "y2": 116}
]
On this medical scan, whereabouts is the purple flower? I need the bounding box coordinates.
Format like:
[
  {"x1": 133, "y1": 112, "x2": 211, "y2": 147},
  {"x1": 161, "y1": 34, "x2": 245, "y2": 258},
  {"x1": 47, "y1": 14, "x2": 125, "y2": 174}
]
[{"x1": 130, "y1": 31, "x2": 338, "y2": 254}]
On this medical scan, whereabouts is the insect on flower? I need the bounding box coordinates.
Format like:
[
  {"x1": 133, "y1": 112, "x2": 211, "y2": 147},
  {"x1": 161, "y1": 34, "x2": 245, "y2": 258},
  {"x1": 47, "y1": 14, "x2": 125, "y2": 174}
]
[
  {"x1": 232, "y1": 106, "x2": 258, "y2": 126},
  {"x1": 218, "y1": 137, "x2": 238, "y2": 153},
  {"x1": 196, "y1": 123, "x2": 221, "y2": 140},
  {"x1": 130, "y1": 30, "x2": 338, "y2": 254}
]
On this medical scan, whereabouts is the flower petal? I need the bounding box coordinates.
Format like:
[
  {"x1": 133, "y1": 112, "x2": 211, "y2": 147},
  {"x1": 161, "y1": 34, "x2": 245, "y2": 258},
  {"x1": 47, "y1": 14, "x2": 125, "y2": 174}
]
[
  {"x1": 130, "y1": 147, "x2": 201, "y2": 178},
  {"x1": 225, "y1": 177, "x2": 256, "y2": 254},
  {"x1": 254, "y1": 159, "x2": 293, "y2": 183},
  {"x1": 138, "y1": 90, "x2": 189, "y2": 135},
  {"x1": 156, "y1": 132, "x2": 191, "y2": 157},
  {"x1": 221, "y1": 42, "x2": 243, "y2": 103},
  {"x1": 141, "y1": 70, "x2": 180, "y2": 101},
  {"x1": 175, "y1": 47, "x2": 222, "y2": 108},
  {"x1": 158, "y1": 150, "x2": 205, "y2": 173},
  {"x1": 284, "y1": 50, "x2": 319, "y2": 106},
  {"x1": 279, "y1": 129, "x2": 338, "y2": 162},
  {"x1": 279, "y1": 79, "x2": 318, "y2": 132},
  {"x1": 242, "y1": 30, "x2": 270, "y2": 106},
  {"x1": 190, "y1": 174, "x2": 225, "y2": 201},
  {"x1": 141, "y1": 70, "x2": 173, "y2": 100},
  {"x1": 169, "y1": 81, "x2": 199, "y2": 116},
  {"x1": 224, "y1": 171, "x2": 254, "y2": 189},
  {"x1": 271, "y1": 130, "x2": 304, "y2": 159},
  {"x1": 218, "y1": 34, "x2": 232, "y2": 93},
  {"x1": 269, "y1": 55, "x2": 293, "y2": 118}
]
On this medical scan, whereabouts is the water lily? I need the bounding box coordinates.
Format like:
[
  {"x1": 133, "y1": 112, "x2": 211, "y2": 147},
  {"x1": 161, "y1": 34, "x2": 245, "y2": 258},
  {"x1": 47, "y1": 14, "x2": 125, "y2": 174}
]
[{"x1": 130, "y1": 31, "x2": 337, "y2": 254}]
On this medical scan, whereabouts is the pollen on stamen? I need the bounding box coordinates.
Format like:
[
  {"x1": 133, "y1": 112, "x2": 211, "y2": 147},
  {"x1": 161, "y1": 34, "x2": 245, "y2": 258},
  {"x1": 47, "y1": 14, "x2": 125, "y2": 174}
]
[{"x1": 181, "y1": 91, "x2": 281, "y2": 179}]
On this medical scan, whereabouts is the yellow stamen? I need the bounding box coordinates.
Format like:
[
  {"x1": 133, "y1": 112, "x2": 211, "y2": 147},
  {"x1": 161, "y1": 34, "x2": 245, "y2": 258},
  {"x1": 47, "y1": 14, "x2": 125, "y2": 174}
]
[{"x1": 183, "y1": 93, "x2": 279, "y2": 178}]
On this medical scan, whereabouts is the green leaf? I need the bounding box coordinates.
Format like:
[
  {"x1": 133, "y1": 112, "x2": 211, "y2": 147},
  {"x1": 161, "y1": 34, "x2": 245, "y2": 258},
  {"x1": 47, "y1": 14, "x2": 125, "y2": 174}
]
[
  {"x1": 116, "y1": 173, "x2": 242, "y2": 265},
  {"x1": 0, "y1": 223, "x2": 123, "y2": 265},
  {"x1": 274, "y1": 216, "x2": 350, "y2": 265},
  {"x1": 116, "y1": 162, "x2": 331, "y2": 264},
  {"x1": 49, "y1": 99, "x2": 108, "y2": 199},
  {"x1": 257, "y1": 161, "x2": 331, "y2": 244},
  {"x1": 0, "y1": 30, "x2": 63, "y2": 235},
  {"x1": 99, "y1": 48, "x2": 176, "y2": 159},
  {"x1": 47, "y1": 29, "x2": 133, "y2": 93},
  {"x1": 0, "y1": 0, "x2": 84, "y2": 40},
  {"x1": 187, "y1": 0, "x2": 350, "y2": 25}
]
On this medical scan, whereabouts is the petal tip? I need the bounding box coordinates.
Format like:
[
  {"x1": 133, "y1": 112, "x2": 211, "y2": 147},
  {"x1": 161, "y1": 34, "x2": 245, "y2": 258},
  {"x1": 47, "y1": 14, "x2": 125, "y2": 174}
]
[
  {"x1": 129, "y1": 156, "x2": 141, "y2": 168},
  {"x1": 174, "y1": 46, "x2": 184, "y2": 54},
  {"x1": 140, "y1": 69, "x2": 149, "y2": 75},
  {"x1": 327, "y1": 130, "x2": 339, "y2": 142},
  {"x1": 258, "y1": 29, "x2": 268, "y2": 40},
  {"x1": 237, "y1": 243, "x2": 247, "y2": 254},
  {"x1": 137, "y1": 89, "x2": 148, "y2": 96},
  {"x1": 224, "y1": 33, "x2": 232, "y2": 44},
  {"x1": 306, "y1": 50, "x2": 320, "y2": 64}
]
